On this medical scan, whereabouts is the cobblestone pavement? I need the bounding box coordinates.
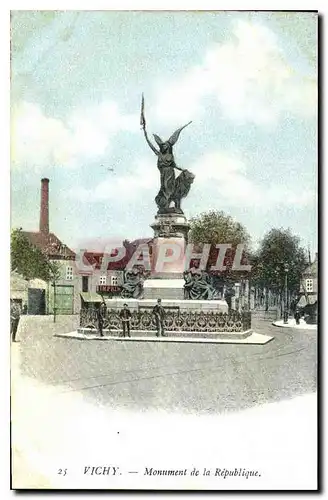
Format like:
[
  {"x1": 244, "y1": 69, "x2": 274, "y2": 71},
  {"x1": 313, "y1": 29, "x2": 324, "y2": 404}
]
[{"x1": 17, "y1": 318, "x2": 317, "y2": 415}]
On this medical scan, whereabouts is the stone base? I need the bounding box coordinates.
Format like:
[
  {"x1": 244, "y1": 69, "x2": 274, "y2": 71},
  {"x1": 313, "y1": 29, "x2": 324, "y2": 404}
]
[
  {"x1": 56, "y1": 329, "x2": 273, "y2": 345},
  {"x1": 77, "y1": 327, "x2": 252, "y2": 340},
  {"x1": 104, "y1": 297, "x2": 229, "y2": 313},
  {"x1": 143, "y1": 278, "x2": 185, "y2": 300}
]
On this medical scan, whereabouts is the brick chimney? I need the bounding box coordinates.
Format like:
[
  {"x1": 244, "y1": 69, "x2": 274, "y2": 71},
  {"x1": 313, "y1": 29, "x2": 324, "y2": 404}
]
[{"x1": 39, "y1": 178, "x2": 49, "y2": 234}]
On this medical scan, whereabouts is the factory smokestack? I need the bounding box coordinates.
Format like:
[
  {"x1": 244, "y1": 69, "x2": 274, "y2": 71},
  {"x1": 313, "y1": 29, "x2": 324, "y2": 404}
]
[{"x1": 39, "y1": 178, "x2": 49, "y2": 234}]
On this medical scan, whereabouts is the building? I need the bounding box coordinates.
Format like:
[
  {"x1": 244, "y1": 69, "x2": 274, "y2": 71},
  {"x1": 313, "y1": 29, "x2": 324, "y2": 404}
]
[
  {"x1": 77, "y1": 251, "x2": 125, "y2": 304},
  {"x1": 22, "y1": 178, "x2": 77, "y2": 314},
  {"x1": 80, "y1": 238, "x2": 153, "y2": 304},
  {"x1": 20, "y1": 179, "x2": 155, "y2": 313},
  {"x1": 298, "y1": 252, "x2": 318, "y2": 308},
  {"x1": 10, "y1": 270, "x2": 28, "y2": 309}
]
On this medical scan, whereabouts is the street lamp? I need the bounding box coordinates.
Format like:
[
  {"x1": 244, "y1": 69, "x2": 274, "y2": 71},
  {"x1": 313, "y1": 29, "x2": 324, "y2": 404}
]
[
  {"x1": 254, "y1": 262, "x2": 263, "y2": 309},
  {"x1": 235, "y1": 283, "x2": 241, "y2": 312},
  {"x1": 283, "y1": 263, "x2": 289, "y2": 324}
]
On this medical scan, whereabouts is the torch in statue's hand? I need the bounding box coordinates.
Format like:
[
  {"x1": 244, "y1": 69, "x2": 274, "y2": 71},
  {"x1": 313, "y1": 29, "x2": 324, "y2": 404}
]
[{"x1": 140, "y1": 93, "x2": 146, "y2": 130}]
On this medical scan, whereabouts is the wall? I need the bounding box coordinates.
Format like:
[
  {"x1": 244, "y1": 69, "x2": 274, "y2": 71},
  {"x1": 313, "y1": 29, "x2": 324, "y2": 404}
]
[
  {"x1": 63, "y1": 262, "x2": 125, "y2": 313},
  {"x1": 48, "y1": 259, "x2": 78, "y2": 314},
  {"x1": 10, "y1": 272, "x2": 28, "y2": 306}
]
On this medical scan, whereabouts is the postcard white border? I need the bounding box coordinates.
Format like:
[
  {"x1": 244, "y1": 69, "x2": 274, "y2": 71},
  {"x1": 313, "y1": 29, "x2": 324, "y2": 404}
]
[{"x1": 2, "y1": 1, "x2": 324, "y2": 496}]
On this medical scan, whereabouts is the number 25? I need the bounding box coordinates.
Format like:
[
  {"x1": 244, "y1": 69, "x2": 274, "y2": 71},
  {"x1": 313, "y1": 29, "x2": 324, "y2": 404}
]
[{"x1": 58, "y1": 468, "x2": 67, "y2": 476}]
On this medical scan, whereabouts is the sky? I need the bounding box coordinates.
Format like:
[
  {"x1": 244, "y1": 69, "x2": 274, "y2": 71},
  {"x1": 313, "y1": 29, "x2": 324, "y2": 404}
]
[{"x1": 10, "y1": 11, "x2": 318, "y2": 254}]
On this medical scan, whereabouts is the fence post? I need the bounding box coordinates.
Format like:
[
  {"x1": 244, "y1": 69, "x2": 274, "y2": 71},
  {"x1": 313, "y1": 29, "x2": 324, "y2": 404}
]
[{"x1": 53, "y1": 281, "x2": 56, "y2": 323}]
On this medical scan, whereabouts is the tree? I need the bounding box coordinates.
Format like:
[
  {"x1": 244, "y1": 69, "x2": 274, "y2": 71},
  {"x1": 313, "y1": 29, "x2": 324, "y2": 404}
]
[
  {"x1": 48, "y1": 261, "x2": 61, "y2": 283},
  {"x1": 11, "y1": 228, "x2": 61, "y2": 282},
  {"x1": 11, "y1": 228, "x2": 51, "y2": 280},
  {"x1": 254, "y1": 228, "x2": 308, "y2": 297},
  {"x1": 189, "y1": 210, "x2": 251, "y2": 248},
  {"x1": 188, "y1": 210, "x2": 251, "y2": 278}
]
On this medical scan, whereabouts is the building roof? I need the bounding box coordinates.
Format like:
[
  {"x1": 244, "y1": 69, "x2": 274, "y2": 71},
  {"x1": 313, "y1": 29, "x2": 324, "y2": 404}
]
[
  {"x1": 22, "y1": 231, "x2": 76, "y2": 260},
  {"x1": 83, "y1": 238, "x2": 153, "y2": 271},
  {"x1": 80, "y1": 292, "x2": 103, "y2": 303},
  {"x1": 83, "y1": 250, "x2": 128, "y2": 271},
  {"x1": 302, "y1": 256, "x2": 318, "y2": 278}
]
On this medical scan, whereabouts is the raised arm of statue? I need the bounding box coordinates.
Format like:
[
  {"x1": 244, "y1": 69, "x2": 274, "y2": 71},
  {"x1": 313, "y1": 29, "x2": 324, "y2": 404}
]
[{"x1": 143, "y1": 127, "x2": 159, "y2": 156}]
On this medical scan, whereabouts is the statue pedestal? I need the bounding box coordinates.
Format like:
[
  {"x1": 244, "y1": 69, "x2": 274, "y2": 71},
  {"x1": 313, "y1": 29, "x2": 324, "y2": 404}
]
[
  {"x1": 143, "y1": 278, "x2": 185, "y2": 300},
  {"x1": 150, "y1": 212, "x2": 190, "y2": 277},
  {"x1": 145, "y1": 211, "x2": 227, "y2": 306},
  {"x1": 151, "y1": 212, "x2": 191, "y2": 241}
]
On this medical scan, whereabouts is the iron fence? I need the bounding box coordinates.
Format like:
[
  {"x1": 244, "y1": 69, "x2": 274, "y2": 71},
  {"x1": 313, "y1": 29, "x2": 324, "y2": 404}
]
[{"x1": 80, "y1": 308, "x2": 252, "y2": 333}]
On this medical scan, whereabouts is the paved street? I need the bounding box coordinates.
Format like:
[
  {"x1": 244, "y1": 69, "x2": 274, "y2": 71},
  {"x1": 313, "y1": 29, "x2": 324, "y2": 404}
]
[{"x1": 18, "y1": 318, "x2": 317, "y2": 415}]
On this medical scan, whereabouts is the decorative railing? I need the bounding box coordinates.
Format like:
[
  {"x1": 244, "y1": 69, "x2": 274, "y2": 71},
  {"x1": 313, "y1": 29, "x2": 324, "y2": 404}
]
[{"x1": 80, "y1": 308, "x2": 252, "y2": 333}]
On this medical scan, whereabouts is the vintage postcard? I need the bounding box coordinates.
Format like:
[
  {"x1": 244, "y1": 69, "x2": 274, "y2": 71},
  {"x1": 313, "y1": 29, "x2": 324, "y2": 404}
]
[{"x1": 10, "y1": 9, "x2": 318, "y2": 490}]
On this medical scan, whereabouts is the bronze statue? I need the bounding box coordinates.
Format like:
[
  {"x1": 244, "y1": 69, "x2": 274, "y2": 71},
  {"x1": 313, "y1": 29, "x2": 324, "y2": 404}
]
[
  {"x1": 121, "y1": 267, "x2": 148, "y2": 299},
  {"x1": 140, "y1": 95, "x2": 195, "y2": 214},
  {"x1": 183, "y1": 269, "x2": 221, "y2": 300}
]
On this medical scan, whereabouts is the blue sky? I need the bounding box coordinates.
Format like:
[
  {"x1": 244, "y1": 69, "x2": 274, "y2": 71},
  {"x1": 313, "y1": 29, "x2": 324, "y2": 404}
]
[{"x1": 11, "y1": 11, "x2": 317, "y2": 254}]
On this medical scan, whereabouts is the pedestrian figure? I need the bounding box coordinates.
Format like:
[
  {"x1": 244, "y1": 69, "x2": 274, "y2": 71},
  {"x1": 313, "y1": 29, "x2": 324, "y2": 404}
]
[
  {"x1": 97, "y1": 302, "x2": 107, "y2": 337},
  {"x1": 294, "y1": 309, "x2": 301, "y2": 325},
  {"x1": 119, "y1": 303, "x2": 132, "y2": 337},
  {"x1": 10, "y1": 300, "x2": 21, "y2": 342},
  {"x1": 152, "y1": 298, "x2": 166, "y2": 337}
]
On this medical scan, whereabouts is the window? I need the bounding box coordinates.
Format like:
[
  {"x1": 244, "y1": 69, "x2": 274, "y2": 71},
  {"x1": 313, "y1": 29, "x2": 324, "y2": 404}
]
[
  {"x1": 99, "y1": 275, "x2": 107, "y2": 285},
  {"x1": 82, "y1": 276, "x2": 89, "y2": 292},
  {"x1": 111, "y1": 275, "x2": 118, "y2": 286},
  {"x1": 305, "y1": 279, "x2": 313, "y2": 292},
  {"x1": 66, "y1": 266, "x2": 73, "y2": 281}
]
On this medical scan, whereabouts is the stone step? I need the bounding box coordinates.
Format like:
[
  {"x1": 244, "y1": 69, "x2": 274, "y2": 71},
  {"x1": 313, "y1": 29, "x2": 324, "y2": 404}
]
[
  {"x1": 77, "y1": 327, "x2": 253, "y2": 340},
  {"x1": 55, "y1": 330, "x2": 273, "y2": 345}
]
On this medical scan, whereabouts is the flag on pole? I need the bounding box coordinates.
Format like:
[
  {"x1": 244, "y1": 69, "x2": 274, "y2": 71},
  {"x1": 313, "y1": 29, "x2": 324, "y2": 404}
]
[{"x1": 140, "y1": 93, "x2": 146, "y2": 129}]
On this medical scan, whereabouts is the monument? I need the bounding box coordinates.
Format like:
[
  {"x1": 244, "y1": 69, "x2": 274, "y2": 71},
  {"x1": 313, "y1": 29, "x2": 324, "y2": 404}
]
[
  {"x1": 140, "y1": 95, "x2": 225, "y2": 305},
  {"x1": 78, "y1": 96, "x2": 256, "y2": 340}
]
